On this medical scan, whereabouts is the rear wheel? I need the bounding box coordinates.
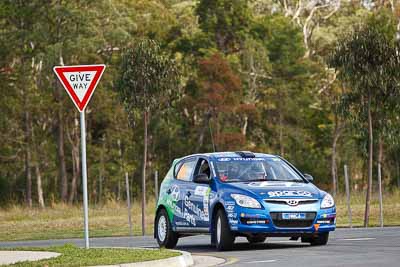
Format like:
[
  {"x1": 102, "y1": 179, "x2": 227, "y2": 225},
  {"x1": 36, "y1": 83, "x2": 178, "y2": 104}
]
[
  {"x1": 246, "y1": 235, "x2": 266, "y2": 244},
  {"x1": 155, "y1": 209, "x2": 178, "y2": 248},
  {"x1": 214, "y1": 209, "x2": 235, "y2": 251},
  {"x1": 302, "y1": 232, "x2": 329, "y2": 246}
]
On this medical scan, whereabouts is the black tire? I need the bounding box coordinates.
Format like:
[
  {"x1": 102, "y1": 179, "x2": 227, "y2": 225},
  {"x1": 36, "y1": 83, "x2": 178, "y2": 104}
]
[
  {"x1": 302, "y1": 232, "x2": 329, "y2": 246},
  {"x1": 246, "y1": 235, "x2": 267, "y2": 244},
  {"x1": 155, "y1": 209, "x2": 178, "y2": 249},
  {"x1": 214, "y1": 209, "x2": 235, "y2": 251}
]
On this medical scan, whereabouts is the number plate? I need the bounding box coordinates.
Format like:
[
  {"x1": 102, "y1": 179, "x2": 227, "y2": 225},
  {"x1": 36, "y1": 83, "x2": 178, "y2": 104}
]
[{"x1": 282, "y1": 213, "x2": 306, "y2": 220}]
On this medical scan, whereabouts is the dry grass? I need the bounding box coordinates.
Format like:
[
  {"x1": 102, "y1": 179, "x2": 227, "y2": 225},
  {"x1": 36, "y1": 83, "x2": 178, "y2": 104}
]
[
  {"x1": 0, "y1": 199, "x2": 156, "y2": 242},
  {"x1": 1, "y1": 191, "x2": 399, "y2": 242},
  {"x1": 335, "y1": 189, "x2": 400, "y2": 227}
]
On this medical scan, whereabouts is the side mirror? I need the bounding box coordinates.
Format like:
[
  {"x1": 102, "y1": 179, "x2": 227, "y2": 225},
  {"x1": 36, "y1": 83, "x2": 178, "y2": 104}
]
[
  {"x1": 193, "y1": 173, "x2": 210, "y2": 184},
  {"x1": 304, "y1": 173, "x2": 314, "y2": 182}
]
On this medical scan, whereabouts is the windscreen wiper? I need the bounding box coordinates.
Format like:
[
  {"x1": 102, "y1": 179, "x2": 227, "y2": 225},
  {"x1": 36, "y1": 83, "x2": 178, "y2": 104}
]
[
  {"x1": 270, "y1": 179, "x2": 304, "y2": 183},
  {"x1": 247, "y1": 179, "x2": 268, "y2": 182}
]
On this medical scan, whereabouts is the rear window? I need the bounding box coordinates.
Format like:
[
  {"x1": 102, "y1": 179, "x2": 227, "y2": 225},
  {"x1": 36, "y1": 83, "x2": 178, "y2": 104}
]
[{"x1": 175, "y1": 159, "x2": 196, "y2": 181}]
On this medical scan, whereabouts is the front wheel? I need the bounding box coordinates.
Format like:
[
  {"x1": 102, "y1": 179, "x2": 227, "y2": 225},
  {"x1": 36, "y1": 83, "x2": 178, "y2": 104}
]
[
  {"x1": 214, "y1": 209, "x2": 235, "y2": 251},
  {"x1": 155, "y1": 209, "x2": 178, "y2": 248},
  {"x1": 302, "y1": 232, "x2": 329, "y2": 246}
]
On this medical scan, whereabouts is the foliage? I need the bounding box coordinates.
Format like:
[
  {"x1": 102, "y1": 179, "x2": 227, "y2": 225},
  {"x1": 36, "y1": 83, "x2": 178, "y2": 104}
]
[
  {"x1": 0, "y1": 0, "x2": 400, "y2": 210},
  {"x1": 118, "y1": 39, "x2": 179, "y2": 122},
  {"x1": 196, "y1": 0, "x2": 252, "y2": 53},
  {"x1": 329, "y1": 10, "x2": 400, "y2": 225}
]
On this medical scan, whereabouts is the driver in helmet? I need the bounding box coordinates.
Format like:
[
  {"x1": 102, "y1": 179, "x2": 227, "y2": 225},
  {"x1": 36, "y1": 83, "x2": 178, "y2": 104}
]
[{"x1": 228, "y1": 164, "x2": 240, "y2": 180}]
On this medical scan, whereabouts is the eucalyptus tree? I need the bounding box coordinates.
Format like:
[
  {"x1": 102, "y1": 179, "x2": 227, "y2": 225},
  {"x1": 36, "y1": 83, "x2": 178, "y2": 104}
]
[
  {"x1": 196, "y1": 0, "x2": 252, "y2": 53},
  {"x1": 117, "y1": 39, "x2": 179, "y2": 235},
  {"x1": 0, "y1": 0, "x2": 46, "y2": 207},
  {"x1": 329, "y1": 13, "x2": 400, "y2": 226}
]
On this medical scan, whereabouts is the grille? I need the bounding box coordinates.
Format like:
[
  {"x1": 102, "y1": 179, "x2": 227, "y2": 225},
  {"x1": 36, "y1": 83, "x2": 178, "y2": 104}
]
[
  {"x1": 265, "y1": 198, "x2": 318, "y2": 206},
  {"x1": 270, "y1": 212, "x2": 316, "y2": 228}
]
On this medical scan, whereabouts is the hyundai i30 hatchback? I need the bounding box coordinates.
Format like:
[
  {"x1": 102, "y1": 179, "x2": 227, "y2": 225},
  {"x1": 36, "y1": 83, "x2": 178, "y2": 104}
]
[{"x1": 154, "y1": 151, "x2": 336, "y2": 250}]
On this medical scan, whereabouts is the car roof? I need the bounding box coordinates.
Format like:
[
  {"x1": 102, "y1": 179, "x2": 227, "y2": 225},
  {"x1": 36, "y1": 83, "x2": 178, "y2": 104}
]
[{"x1": 175, "y1": 151, "x2": 277, "y2": 162}]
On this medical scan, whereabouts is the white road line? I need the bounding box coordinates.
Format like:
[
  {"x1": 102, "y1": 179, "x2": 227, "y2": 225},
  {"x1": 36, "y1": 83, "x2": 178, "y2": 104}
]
[
  {"x1": 341, "y1": 238, "x2": 376, "y2": 241},
  {"x1": 245, "y1": 260, "x2": 277, "y2": 264}
]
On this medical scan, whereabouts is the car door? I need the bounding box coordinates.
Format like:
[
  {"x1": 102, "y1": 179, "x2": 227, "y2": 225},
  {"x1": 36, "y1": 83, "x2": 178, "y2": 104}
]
[
  {"x1": 172, "y1": 157, "x2": 198, "y2": 229},
  {"x1": 182, "y1": 158, "x2": 212, "y2": 230}
]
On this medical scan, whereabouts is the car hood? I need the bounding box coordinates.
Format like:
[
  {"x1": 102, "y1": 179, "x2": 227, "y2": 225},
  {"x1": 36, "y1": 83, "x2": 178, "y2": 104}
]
[{"x1": 226, "y1": 181, "x2": 322, "y2": 199}]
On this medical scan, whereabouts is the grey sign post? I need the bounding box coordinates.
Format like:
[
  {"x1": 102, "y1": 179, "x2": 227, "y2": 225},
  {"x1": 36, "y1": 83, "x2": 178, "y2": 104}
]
[
  {"x1": 80, "y1": 111, "x2": 90, "y2": 248},
  {"x1": 53, "y1": 64, "x2": 106, "y2": 249},
  {"x1": 378, "y1": 163, "x2": 384, "y2": 227},
  {"x1": 125, "y1": 172, "x2": 133, "y2": 237},
  {"x1": 344, "y1": 164, "x2": 352, "y2": 228},
  {"x1": 155, "y1": 170, "x2": 159, "y2": 202}
]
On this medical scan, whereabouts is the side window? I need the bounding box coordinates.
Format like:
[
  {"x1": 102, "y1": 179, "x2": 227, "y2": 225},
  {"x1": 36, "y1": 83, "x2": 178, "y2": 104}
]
[
  {"x1": 196, "y1": 159, "x2": 211, "y2": 178},
  {"x1": 176, "y1": 159, "x2": 196, "y2": 181}
]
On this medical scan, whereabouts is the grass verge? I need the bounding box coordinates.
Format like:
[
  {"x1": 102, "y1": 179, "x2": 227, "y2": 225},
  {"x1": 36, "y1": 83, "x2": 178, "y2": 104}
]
[
  {"x1": 0, "y1": 199, "x2": 156, "y2": 241},
  {"x1": 2, "y1": 244, "x2": 179, "y2": 267},
  {"x1": 335, "y1": 190, "x2": 400, "y2": 227}
]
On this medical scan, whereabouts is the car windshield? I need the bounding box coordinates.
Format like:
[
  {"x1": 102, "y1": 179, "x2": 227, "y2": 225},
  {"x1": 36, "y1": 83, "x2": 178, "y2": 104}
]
[{"x1": 214, "y1": 157, "x2": 304, "y2": 183}]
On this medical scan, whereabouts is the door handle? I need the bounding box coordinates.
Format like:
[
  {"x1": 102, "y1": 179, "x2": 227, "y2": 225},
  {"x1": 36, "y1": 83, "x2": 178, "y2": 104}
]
[
  {"x1": 186, "y1": 191, "x2": 191, "y2": 198},
  {"x1": 167, "y1": 189, "x2": 172, "y2": 194}
]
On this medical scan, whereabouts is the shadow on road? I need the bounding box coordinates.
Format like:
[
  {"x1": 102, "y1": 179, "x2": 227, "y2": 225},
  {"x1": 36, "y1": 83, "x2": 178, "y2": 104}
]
[{"x1": 176, "y1": 241, "x2": 309, "y2": 253}]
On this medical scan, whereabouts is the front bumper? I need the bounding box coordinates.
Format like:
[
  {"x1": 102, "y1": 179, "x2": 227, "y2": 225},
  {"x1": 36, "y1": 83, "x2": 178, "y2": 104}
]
[{"x1": 225, "y1": 200, "x2": 336, "y2": 234}]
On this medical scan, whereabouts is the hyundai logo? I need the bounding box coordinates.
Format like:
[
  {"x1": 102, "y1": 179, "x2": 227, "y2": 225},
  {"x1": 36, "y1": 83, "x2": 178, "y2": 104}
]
[{"x1": 286, "y1": 199, "x2": 299, "y2": 206}]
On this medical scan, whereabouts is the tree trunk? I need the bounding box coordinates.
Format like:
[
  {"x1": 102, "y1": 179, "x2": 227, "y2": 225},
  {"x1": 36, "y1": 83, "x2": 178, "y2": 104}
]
[
  {"x1": 215, "y1": 114, "x2": 220, "y2": 151},
  {"x1": 241, "y1": 115, "x2": 248, "y2": 136},
  {"x1": 208, "y1": 117, "x2": 216, "y2": 152},
  {"x1": 117, "y1": 180, "x2": 121, "y2": 201},
  {"x1": 117, "y1": 138, "x2": 123, "y2": 203},
  {"x1": 141, "y1": 109, "x2": 148, "y2": 236},
  {"x1": 32, "y1": 123, "x2": 45, "y2": 209},
  {"x1": 51, "y1": 0, "x2": 68, "y2": 202},
  {"x1": 167, "y1": 116, "x2": 172, "y2": 163},
  {"x1": 98, "y1": 135, "x2": 106, "y2": 205},
  {"x1": 364, "y1": 93, "x2": 373, "y2": 227},
  {"x1": 377, "y1": 137, "x2": 384, "y2": 191},
  {"x1": 24, "y1": 110, "x2": 32, "y2": 208},
  {"x1": 24, "y1": 146, "x2": 32, "y2": 208},
  {"x1": 378, "y1": 137, "x2": 383, "y2": 168},
  {"x1": 331, "y1": 139, "x2": 338, "y2": 196},
  {"x1": 98, "y1": 174, "x2": 103, "y2": 206},
  {"x1": 331, "y1": 115, "x2": 342, "y2": 196},
  {"x1": 67, "y1": 116, "x2": 79, "y2": 204},
  {"x1": 54, "y1": 76, "x2": 68, "y2": 203},
  {"x1": 198, "y1": 119, "x2": 207, "y2": 151},
  {"x1": 279, "y1": 106, "x2": 284, "y2": 156},
  {"x1": 199, "y1": 114, "x2": 211, "y2": 151},
  {"x1": 34, "y1": 162, "x2": 45, "y2": 208},
  {"x1": 397, "y1": 162, "x2": 400, "y2": 188},
  {"x1": 58, "y1": 107, "x2": 68, "y2": 202},
  {"x1": 69, "y1": 144, "x2": 79, "y2": 204}
]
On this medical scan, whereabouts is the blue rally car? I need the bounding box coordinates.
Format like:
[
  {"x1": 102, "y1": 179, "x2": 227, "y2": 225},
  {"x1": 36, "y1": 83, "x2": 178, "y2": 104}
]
[{"x1": 154, "y1": 151, "x2": 336, "y2": 250}]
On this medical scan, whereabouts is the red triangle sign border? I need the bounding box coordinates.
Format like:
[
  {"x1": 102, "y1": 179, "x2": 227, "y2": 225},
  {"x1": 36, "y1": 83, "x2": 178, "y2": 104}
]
[{"x1": 53, "y1": 64, "x2": 106, "y2": 112}]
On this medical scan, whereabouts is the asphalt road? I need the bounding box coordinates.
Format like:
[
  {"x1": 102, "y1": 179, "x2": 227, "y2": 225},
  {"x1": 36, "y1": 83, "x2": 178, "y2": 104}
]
[{"x1": 0, "y1": 227, "x2": 399, "y2": 267}]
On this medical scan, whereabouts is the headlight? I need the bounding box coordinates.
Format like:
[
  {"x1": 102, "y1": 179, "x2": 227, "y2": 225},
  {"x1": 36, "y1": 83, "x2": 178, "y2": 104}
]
[
  {"x1": 321, "y1": 194, "x2": 335, "y2": 209},
  {"x1": 231, "y1": 194, "x2": 261, "y2": 209}
]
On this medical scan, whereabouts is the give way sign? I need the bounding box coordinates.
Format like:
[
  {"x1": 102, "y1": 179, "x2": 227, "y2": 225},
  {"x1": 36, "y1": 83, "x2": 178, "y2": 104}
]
[
  {"x1": 53, "y1": 64, "x2": 106, "y2": 112},
  {"x1": 53, "y1": 64, "x2": 106, "y2": 249}
]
